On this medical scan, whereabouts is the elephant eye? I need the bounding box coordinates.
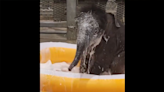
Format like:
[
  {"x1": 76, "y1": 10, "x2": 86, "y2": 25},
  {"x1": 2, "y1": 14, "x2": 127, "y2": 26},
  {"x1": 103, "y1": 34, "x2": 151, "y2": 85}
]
[
  {"x1": 94, "y1": 29, "x2": 99, "y2": 34},
  {"x1": 93, "y1": 31, "x2": 98, "y2": 36}
]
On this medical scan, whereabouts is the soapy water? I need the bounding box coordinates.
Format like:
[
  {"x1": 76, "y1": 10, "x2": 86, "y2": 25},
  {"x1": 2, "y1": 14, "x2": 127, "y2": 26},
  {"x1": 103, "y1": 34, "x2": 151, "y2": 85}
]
[
  {"x1": 40, "y1": 60, "x2": 79, "y2": 73},
  {"x1": 40, "y1": 60, "x2": 111, "y2": 75}
]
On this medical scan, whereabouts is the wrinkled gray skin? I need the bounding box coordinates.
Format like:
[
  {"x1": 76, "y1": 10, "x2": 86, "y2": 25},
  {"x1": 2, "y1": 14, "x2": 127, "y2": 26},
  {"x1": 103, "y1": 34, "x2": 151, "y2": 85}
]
[
  {"x1": 68, "y1": 12, "x2": 105, "y2": 72},
  {"x1": 68, "y1": 5, "x2": 125, "y2": 75}
]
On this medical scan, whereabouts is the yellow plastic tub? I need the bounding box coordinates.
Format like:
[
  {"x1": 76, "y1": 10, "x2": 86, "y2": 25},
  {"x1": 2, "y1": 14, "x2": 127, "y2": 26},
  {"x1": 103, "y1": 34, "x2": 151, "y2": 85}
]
[{"x1": 40, "y1": 42, "x2": 125, "y2": 92}]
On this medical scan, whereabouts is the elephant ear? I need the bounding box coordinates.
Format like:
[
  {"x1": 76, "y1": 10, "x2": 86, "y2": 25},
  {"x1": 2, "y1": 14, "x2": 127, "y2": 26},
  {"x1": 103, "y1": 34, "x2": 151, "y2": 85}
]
[
  {"x1": 105, "y1": 0, "x2": 121, "y2": 28},
  {"x1": 107, "y1": 13, "x2": 121, "y2": 28},
  {"x1": 113, "y1": 14, "x2": 121, "y2": 28}
]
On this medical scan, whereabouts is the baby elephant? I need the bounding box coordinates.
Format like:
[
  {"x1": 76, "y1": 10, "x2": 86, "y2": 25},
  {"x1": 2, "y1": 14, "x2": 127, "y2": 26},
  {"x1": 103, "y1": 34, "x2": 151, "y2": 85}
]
[{"x1": 68, "y1": 5, "x2": 125, "y2": 75}]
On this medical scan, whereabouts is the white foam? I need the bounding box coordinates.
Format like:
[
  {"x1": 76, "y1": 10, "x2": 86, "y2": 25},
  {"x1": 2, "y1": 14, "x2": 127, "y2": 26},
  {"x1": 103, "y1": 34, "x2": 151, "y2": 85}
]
[
  {"x1": 40, "y1": 60, "x2": 79, "y2": 73},
  {"x1": 40, "y1": 60, "x2": 124, "y2": 79}
]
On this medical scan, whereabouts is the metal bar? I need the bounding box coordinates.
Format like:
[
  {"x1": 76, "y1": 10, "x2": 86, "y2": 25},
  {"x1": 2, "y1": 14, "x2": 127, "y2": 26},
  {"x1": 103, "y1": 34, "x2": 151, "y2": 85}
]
[
  {"x1": 40, "y1": 38, "x2": 67, "y2": 42},
  {"x1": 40, "y1": 31, "x2": 67, "y2": 34},
  {"x1": 40, "y1": 21, "x2": 67, "y2": 27},
  {"x1": 66, "y1": 0, "x2": 77, "y2": 40}
]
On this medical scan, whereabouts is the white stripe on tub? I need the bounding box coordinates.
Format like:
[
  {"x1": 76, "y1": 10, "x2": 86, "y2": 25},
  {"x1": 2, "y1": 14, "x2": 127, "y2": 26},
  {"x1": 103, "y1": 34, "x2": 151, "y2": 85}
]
[{"x1": 40, "y1": 42, "x2": 77, "y2": 50}]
